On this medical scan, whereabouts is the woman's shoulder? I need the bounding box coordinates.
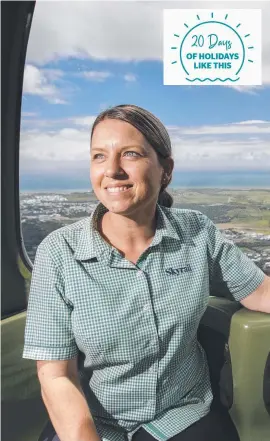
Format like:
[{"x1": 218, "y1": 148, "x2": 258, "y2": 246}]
[
  {"x1": 36, "y1": 217, "x2": 90, "y2": 258},
  {"x1": 160, "y1": 205, "x2": 211, "y2": 240},
  {"x1": 162, "y1": 205, "x2": 207, "y2": 226}
]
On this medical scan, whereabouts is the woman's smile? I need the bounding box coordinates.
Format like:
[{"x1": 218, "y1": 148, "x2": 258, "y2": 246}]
[{"x1": 105, "y1": 185, "x2": 133, "y2": 195}]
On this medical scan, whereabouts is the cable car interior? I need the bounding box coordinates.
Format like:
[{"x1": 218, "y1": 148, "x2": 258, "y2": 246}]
[{"x1": 1, "y1": 2, "x2": 270, "y2": 441}]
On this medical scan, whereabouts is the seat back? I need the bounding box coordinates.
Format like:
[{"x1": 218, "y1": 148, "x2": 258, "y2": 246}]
[{"x1": 198, "y1": 297, "x2": 270, "y2": 441}]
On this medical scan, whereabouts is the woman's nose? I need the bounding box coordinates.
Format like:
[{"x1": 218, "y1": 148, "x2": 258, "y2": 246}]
[{"x1": 104, "y1": 156, "x2": 124, "y2": 178}]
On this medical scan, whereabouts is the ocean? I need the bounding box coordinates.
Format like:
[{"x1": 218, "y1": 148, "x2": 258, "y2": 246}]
[{"x1": 20, "y1": 170, "x2": 270, "y2": 192}]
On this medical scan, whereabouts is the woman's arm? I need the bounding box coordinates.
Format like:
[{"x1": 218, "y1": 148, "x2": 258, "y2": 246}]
[
  {"x1": 240, "y1": 274, "x2": 270, "y2": 313},
  {"x1": 37, "y1": 357, "x2": 101, "y2": 441}
]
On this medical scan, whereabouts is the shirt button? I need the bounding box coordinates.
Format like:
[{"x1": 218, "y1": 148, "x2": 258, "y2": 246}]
[
  {"x1": 143, "y1": 304, "x2": 151, "y2": 312},
  {"x1": 137, "y1": 270, "x2": 144, "y2": 277},
  {"x1": 147, "y1": 399, "x2": 155, "y2": 406}
]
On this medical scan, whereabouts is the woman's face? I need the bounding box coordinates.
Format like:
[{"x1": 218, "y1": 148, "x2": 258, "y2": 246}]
[{"x1": 90, "y1": 119, "x2": 171, "y2": 216}]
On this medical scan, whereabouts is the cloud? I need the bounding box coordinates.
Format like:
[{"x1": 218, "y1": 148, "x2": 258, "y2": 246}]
[
  {"x1": 26, "y1": 1, "x2": 270, "y2": 88},
  {"x1": 23, "y1": 65, "x2": 67, "y2": 104},
  {"x1": 77, "y1": 70, "x2": 113, "y2": 81},
  {"x1": 171, "y1": 137, "x2": 270, "y2": 171},
  {"x1": 20, "y1": 128, "x2": 90, "y2": 173},
  {"x1": 70, "y1": 116, "x2": 97, "y2": 127},
  {"x1": 226, "y1": 85, "x2": 261, "y2": 94},
  {"x1": 236, "y1": 120, "x2": 267, "y2": 125},
  {"x1": 21, "y1": 115, "x2": 98, "y2": 131},
  {"x1": 21, "y1": 112, "x2": 38, "y2": 117},
  {"x1": 20, "y1": 118, "x2": 270, "y2": 176},
  {"x1": 167, "y1": 120, "x2": 270, "y2": 135},
  {"x1": 21, "y1": 118, "x2": 66, "y2": 130},
  {"x1": 27, "y1": 1, "x2": 160, "y2": 63},
  {"x1": 123, "y1": 74, "x2": 137, "y2": 82},
  {"x1": 42, "y1": 69, "x2": 65, "y2": 81}
]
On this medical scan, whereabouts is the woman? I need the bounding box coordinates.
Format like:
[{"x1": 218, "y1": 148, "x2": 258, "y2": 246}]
[{"x1": 23, "y1": 104, "x2": 269, "y2": 441}]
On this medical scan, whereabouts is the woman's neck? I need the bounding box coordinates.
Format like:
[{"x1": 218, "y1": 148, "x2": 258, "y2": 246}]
[{"x1": 99, "y1": 205, "x2": 157, "y2": 252}]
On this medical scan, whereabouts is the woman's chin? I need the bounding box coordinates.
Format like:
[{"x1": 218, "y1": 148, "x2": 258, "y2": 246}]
[
  {"x1": 102, "y1": 198, "x2": 134, "y2": 214},
  {"x1": 99, "y1": 190, "x2": 156, "y2": 216}
]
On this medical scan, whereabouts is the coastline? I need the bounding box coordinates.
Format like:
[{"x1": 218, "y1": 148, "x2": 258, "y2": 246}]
[{"x1": 20, "y1": 186, "x2": 270, "y2": 194}]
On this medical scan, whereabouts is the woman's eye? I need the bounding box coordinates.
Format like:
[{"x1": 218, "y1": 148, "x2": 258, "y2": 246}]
[
  {"x1": 124, "y1": 151, "x2": 141, "y2": 157},
  {"x1": 93, "y1": 153, "x2": 104, "y2": 160}
]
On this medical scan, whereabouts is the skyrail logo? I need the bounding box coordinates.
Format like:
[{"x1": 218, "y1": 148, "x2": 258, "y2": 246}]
[
  {"x1": 163, "y1": 9, "x2": 261, "y2": 86},
  {"x1": 165, "y1": 265, "x2": 192, "y2": 276}
]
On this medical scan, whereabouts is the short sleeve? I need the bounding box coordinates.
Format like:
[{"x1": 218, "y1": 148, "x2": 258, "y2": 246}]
[
  {"x1": 22, "y1": 238, "x2": 79, "y2": 360},
  {"x1": 202, "y1": 214, "x2": 265, "y2": 302}
]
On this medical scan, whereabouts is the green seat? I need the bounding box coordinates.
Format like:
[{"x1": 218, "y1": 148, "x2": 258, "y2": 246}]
[
  {"x1": 198, "y1": 297, "x2": 270, "y2": 441},
  {"x1": 35, "y1": 297, "x2": 270, "y2": 441}
]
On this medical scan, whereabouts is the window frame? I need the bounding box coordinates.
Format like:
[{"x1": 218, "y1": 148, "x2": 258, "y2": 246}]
[{"x1": 2, "y1": 0, "x2": 35, "y2": 319}]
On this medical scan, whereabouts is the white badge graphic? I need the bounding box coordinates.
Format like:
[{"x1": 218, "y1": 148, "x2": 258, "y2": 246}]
[{"x1": 163, "y1": 9, "x2": 261, "y2": 86}]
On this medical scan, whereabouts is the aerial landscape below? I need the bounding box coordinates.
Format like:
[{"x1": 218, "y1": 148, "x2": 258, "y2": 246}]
[{"x1": 20, "y1": 188, "x2": 270, "y2": 276}]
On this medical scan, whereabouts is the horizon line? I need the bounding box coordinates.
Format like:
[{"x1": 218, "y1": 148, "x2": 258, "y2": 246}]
[{"x1": 20, "y1": 185, "x2": 270, "y2": 193}]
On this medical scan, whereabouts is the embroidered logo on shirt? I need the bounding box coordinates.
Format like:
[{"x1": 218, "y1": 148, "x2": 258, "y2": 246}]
[{"x1": 165, "y1": 265, "x2": 192, "y2": 275}]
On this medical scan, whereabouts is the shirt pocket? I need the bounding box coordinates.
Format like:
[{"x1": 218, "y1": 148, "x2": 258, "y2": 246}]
[
  {"x1": 72, "y1": 307, "x2": 142, "y2": 368},
  {"x1": 74, "y1": 330, "x2": 104, "y2": 367}
]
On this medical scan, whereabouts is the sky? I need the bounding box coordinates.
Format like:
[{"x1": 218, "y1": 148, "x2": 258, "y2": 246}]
[{"x1": 20, "y1": 0, "x2": 270, "y2": 191}]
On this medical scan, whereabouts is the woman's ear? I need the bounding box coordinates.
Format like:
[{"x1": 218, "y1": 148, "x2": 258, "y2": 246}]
[
  {"x1": 164, "y1": 157, "x2": 174, "y2": 181},
  {"x1": 160, "y1": 157, "x2": 174, "y2": 190}
]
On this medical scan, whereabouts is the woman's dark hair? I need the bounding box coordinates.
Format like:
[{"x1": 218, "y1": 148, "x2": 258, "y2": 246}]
[{"x1": 90, "y1": 104, "x2": 174, "y2": 208}]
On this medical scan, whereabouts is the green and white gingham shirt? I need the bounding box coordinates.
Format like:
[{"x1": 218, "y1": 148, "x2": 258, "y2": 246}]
[{"x1": 23, "y1": 203, "x2": 265, "y2": 441}]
